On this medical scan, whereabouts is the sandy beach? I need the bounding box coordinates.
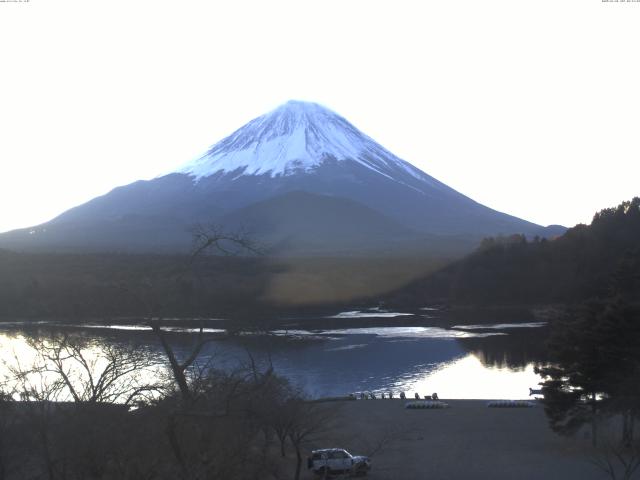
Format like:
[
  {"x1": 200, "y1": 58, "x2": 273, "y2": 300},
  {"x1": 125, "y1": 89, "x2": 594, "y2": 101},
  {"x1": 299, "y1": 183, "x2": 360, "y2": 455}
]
[{"x1": 300, "y1": 399, "x2": 606, "y2": 480}]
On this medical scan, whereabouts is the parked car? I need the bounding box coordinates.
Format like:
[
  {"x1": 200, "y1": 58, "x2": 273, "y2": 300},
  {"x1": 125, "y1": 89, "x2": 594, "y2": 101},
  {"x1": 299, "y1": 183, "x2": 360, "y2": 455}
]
[{"x1": 307, "y1": 448, "x2": 371, "y2": 476}]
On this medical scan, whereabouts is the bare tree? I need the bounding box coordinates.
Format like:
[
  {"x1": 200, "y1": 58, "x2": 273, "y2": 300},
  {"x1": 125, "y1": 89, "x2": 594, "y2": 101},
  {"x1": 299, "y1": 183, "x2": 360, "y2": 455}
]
[
  {"x1": 4, "y1": 335, "x2": 165, "y2": 480},
  {"x1": 149, "y1": 323, "x2": 218, "y2": 406},
  {"x1": 287, "y1": 401, "x2": 336, "y2": 480},
  {"x1": 149, "y1": 223, "x2": 263, "y2": 405},
  {"x1": 5, "y1": 350, "x2": 67, "y2": 480},
  {"x1": 589, "y1": 429, "x2": 640, "y2": 480},
  {"x1": 189, "y1": 223, "x2": 262, "y2": 261},
  {"x1": 127, "y1": 225, "x2": 269, "y2": 479},
  {"x1": 22, "y1": 334, "x2": 164, "y2": 406},
  {"x1": 360, "y1": 422, "x2": 421, "y2": 459},
  {"x1": 0, "y1": 390, "x2": 23, "y2": 480}
]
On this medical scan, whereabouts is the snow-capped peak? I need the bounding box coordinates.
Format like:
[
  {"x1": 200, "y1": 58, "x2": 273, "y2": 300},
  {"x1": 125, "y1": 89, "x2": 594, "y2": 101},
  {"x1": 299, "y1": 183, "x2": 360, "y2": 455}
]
[{"x1": 177, "y1": 100, "x2": 432, "y2": 184}]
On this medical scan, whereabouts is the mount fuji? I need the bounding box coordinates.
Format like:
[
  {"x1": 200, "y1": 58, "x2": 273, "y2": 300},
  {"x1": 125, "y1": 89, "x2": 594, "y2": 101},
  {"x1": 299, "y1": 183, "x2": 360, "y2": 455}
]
[{"x1": 0, "y1": 101, "x2": 563, "y2": 255}]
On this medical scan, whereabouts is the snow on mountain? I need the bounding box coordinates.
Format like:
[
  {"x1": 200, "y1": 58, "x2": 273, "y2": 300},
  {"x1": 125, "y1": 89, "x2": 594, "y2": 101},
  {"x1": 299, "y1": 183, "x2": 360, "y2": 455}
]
[
  {"x1": 0, "y1": 99, "x2": 558, "y2": 255},
  {"x1": 178, "y1": 100, "x2": 437, "y2": 188}
]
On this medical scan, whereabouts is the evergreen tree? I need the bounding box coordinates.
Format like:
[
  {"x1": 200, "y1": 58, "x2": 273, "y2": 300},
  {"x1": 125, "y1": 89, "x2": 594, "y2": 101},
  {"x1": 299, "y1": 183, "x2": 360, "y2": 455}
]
[{"x1": 536, "y1": 299, "x2": 640, "y2": 446}]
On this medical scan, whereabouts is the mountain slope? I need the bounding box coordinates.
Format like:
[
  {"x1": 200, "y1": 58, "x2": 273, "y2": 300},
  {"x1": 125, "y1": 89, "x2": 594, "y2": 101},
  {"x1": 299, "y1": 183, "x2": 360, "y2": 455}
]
[
  {"x1": 219, "y1": 190, "x2": 434, "y2": 255},
  {"x1": 176, "y1": 100, "x2": 543, "y2": 236},
  {"x1": 0, "y1": 100, "x2": 560, "y2": 254}
]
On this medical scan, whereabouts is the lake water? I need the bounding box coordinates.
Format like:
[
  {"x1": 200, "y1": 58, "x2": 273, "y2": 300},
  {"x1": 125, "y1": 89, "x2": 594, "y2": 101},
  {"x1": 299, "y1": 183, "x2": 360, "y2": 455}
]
[{"x1": 0, "y1": 308, "x2": 549, "y2": 400}]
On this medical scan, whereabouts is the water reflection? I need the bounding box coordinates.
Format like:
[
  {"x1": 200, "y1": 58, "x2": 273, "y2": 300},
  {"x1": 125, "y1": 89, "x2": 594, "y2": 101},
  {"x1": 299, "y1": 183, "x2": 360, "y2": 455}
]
[
  {"x1": 452, "y1": 322, "x2": 547, "y2": 330},
  {"x1": 260, "y1": 334, "x2": 466, "y2": 398},
  {"x1": 326, "y1": 310, "x2": 415, "y2": 319},
  {"x1": 406, "y1": 355, "x2": 541, "y2": 400},
  {"x1": 0, "y1": 317, "x2": 549, "y2": 400},
  {"x1": 272, "y1": 326, "x2": 506, "y2": 339},
  {"x1": 456, "y1": 327, "x2": 548, "y2": 370}
]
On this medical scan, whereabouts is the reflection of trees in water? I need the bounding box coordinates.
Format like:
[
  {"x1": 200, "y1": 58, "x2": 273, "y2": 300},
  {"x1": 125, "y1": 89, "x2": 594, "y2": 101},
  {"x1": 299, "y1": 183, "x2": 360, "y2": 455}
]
[
  {"x1": 456, "y1": 328, "x2": 549, "y2": 370},
  {"x1": 4, "y1": 324, "x2": 549, "y2": 396}
]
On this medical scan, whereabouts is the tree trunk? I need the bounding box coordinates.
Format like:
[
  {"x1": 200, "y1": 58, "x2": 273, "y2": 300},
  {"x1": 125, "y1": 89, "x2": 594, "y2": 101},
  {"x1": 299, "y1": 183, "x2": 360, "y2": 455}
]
[
  {"x1": 39, "y1": 423, "x2": 55, "y2": 480},
  {"x1": 279, "y1": 434, "x2": 286, "y2": 457},
  {"x1": 165, "y1": 414, "x2": 188, "y2": 477},
  {"x1": 0, "y1": 452, "x2": 6, "y2": 480},
  {"x1": 622, "y1": 410, "x2": 635, "y2": 447},
  {"x1": 623, "y1": 410, "x2": 630, "y2": 446},
  {"x1": 591, "y1": 393, "x2": 598, "y2": 447},
  {"x1": 294, "y1": 445, "x2": 302, "y2": 480},
  {"x1": 154, "y1": 328, "x2": 191, "y2": 404}
]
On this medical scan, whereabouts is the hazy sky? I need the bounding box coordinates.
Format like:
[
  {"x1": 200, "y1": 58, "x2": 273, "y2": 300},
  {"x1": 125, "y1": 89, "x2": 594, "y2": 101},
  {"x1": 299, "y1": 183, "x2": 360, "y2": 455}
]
[{"x1": 1, "y1": 0, "x2": 638, "y2": 233}]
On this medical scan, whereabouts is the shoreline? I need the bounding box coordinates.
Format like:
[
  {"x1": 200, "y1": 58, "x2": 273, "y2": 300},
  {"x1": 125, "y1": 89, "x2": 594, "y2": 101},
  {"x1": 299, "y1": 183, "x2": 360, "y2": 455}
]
[{"x1": 0, "y1": 303, "x2": 557, "y2": 331}]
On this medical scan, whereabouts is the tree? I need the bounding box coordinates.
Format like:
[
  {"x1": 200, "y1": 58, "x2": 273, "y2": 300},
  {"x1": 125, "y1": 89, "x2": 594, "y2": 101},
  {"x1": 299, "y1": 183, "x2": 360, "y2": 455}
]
[
  {"x1": 536, "y1": 299, "x2": 640, "y2": 446},
  {"x1": 5, "y1": 334, "x2": 164, "y2": 480},
  {"x1": 398, "y1": 197, "x2": 640, "y2": 307},
  {"x1": 133, "y1": 225, "x2": 268, "y2": 479},
  {"x1": 0, "y1": 391, "x2": 23, "y2": 480},
  {"x1": 590, "y1": 431, "x2": 640, "y2": 480},
  {"x1": 149, "y1": 323, "x2": 218, "y2": 406},
  {"x1": 22, "y1": 334, "x2": 163, "y2": 405},
  {"x1": 189, "y1": 223, "x2": 262, "y2": 260},
  {"x1": 147, "y1": 224, "x2": 265, "y2": 405},
  {"x1": 287, "y1": 401, "x2": 336, "y2": 480}
]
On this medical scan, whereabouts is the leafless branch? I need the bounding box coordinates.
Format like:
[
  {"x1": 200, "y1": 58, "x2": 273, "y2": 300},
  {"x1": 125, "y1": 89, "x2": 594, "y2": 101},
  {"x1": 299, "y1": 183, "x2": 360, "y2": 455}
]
[
  {"x1": 589, "y1": 431, "x2": 640, "y2": 480},
  {"x1": 189, "y1": 223, "x2": 263, "y2": 263},
  {"x1": 17, "y1": 334, "x2": 162, "y2": 405}
]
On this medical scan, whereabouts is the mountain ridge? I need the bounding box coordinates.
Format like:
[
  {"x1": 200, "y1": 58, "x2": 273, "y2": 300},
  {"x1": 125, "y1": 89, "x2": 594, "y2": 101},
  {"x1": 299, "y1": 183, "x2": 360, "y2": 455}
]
[{"x1": 0, "y1": 100, "x2": 563, "y2": 255}]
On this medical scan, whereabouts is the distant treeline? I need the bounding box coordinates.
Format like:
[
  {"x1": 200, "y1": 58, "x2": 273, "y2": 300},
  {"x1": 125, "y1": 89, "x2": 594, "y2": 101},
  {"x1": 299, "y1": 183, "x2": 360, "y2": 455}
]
[
  {"x1": 0, "y1": 252, "x2": 280, "y2": 320},
  {"x1": 391, "y1": 198, "x2": 640, "y2": 306},
  {"x1": 0, "y1": 249, "x2": 447, "y2": 321},
  {"x1": 5, "y1": 198, "x2": 637, "y2": 319}
]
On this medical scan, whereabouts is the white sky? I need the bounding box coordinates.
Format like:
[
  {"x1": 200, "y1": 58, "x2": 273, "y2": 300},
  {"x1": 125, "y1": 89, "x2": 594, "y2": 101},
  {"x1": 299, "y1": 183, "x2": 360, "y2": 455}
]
[{"x1": 0, "y1": 0, "x2": 638, "y2": 233}]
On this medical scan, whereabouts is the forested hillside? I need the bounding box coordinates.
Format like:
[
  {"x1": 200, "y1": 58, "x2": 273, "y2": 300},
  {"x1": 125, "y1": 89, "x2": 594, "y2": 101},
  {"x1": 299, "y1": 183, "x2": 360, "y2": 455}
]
[
  {"x1": 0, "y1": 250, "x2": 445, "y2": 320},
  {"x1": 391, "y1": 198, "x2": 640, "y2": 306},
  {"x1": 0, "y1": 252, "x2": 279, "y2": 320}
]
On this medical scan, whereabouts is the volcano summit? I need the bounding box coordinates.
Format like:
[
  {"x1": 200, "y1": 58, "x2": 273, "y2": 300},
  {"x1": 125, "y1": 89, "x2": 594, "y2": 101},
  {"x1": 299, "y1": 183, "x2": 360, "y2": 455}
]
[
  {"x1": 179, "y1": 100, "x2": 439, "y2": 181},
  {"x1": 0, "y1": 101, "x2": 562, "y2": 254}
]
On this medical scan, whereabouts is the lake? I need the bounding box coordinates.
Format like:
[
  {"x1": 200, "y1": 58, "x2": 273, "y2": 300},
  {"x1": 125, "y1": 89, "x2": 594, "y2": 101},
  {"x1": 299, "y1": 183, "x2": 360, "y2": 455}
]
[{"x1": 0, "y1": 307, "x2": 549, "y2": 400}]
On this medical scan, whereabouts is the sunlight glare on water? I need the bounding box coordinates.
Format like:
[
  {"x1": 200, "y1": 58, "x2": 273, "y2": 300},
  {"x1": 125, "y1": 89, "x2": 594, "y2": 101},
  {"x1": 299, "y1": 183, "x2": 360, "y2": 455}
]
[{"x1": 402, "y1": 355, "x2": 542, "y2": 400}]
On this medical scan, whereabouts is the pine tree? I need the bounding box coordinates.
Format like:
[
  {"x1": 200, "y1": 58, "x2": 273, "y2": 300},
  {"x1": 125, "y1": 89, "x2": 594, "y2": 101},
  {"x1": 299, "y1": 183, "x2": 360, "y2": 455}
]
[{"x1": 536, "y1": 299, "x2": 640, "y2": 446}]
